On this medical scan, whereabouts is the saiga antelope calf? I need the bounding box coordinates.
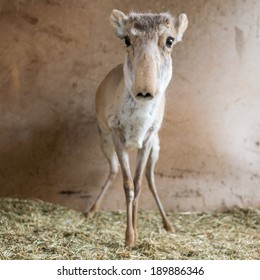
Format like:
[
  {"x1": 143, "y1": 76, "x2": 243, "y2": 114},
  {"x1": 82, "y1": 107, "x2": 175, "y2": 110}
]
[{"x1": 86, "y1": 10, "x2": 188, "y2": 247}]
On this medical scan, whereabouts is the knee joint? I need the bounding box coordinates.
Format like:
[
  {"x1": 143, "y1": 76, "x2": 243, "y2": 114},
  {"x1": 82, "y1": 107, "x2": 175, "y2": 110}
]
[{"x1": 123, "y1": 180, "x2": 134, "y2": 202}]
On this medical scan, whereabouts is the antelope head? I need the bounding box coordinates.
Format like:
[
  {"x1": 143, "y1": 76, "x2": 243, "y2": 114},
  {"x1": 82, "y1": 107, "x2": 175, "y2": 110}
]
[{"x1": 110, "y1": 10, "x2": 188, "y2": 103}]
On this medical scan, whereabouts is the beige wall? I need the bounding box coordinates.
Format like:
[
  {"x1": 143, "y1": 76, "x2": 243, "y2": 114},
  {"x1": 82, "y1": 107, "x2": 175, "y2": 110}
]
[{"x1": 0, "y1": 0, "x2": 259, "y2": 212}]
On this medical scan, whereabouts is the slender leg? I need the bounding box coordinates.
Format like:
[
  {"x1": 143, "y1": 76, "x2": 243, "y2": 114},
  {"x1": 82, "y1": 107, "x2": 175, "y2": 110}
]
[
  {"x1": 132, "y1": 140, "x2": 152, "y2": 242},
  {"x1": 85, "y1": 135, "x2": 119, "y2": 218},
  {"x1": 113, "y1": 131, "x2": 135, "y2": 247},
  {"x1": 145, "y1": 134, "x2": 175, "y2": 233}
]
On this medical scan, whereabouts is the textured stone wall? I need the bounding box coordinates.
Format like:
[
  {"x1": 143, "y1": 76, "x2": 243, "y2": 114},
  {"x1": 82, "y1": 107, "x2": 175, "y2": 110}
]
[{"x1": 0, "y1": 0, "x2": 259, "y2": 212}]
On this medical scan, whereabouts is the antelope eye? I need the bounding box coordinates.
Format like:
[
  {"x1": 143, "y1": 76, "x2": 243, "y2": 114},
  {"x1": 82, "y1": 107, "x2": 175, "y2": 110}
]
[
  {"x1": 166, "y1": 36, "x2": 174, "y2": 48},
  {"x1": 124, "y1": 36, "x2": 131, "y2": 47}
]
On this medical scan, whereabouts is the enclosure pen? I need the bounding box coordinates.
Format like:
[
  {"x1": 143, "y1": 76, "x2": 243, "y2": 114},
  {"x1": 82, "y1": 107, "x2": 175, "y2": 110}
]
[{"x1": 0, "y1": 198, "x2": 259, "y2": 260}]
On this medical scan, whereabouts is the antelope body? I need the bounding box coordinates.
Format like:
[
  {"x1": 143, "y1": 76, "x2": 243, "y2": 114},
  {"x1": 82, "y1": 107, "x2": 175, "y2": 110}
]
[{"x1": 86, "y1": 10, "x2": 188, "y2": 247}]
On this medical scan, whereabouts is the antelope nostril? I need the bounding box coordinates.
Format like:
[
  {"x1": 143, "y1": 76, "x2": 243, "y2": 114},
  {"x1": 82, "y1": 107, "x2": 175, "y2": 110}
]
[
  {"x1": 144, "y1": 92, "x2": 152, "y2": 98},
  {"x1": 136, "y1": 92, "x2": 152, "y2": 98}
]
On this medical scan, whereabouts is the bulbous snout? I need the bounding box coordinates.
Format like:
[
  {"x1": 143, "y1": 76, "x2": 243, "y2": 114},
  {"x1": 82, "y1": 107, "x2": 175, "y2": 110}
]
[
  {"x1": 133, "y1": 52, "x2": 158, "y2": 102},
  {"x1": 133, "y1": 73, "x2": 157, "y2": 102}
]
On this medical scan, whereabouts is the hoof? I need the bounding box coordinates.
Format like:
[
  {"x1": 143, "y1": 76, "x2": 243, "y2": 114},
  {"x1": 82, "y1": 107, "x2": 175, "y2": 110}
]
[
  {"x1": 84, "y1": 210, "x2": 96, "y2": 219},
  {"x1": 164, "y1": 223, "x2": 175, "y2": 233},
  {"x1": 84, "y1": 205, "x2": 98, "y2": 219},
  {"x1": 125, "y1": 239, "x2": 135, "y2": 248},
  {"x1": 125, "y1": 231, "x2": 135, "y2": 248}
]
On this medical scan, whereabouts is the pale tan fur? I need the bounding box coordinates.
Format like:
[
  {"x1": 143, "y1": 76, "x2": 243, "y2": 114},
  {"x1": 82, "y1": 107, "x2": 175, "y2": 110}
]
[{"x1": 85, "y1": 10, "x2": 188, "y2": 247}]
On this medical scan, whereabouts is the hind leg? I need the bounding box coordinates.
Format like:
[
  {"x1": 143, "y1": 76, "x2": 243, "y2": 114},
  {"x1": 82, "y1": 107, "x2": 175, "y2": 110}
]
[{"x1": 85, "y1": 134, "x2": 119, "y2": 218}]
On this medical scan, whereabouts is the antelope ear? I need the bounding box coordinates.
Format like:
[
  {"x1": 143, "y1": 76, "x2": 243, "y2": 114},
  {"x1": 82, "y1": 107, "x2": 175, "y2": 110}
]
[
  {"x1": 110, "y1": 9, "x2": 128, "y2": 39},
  {"x1": 176, "y1": 13, "x2": 188, "y2": 42}
]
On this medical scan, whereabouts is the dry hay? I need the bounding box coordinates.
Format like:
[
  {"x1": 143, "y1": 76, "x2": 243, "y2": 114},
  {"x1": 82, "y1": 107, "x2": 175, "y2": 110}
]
[{"x1": 0, "y1": 198, "x2": 259, "y2": 260}]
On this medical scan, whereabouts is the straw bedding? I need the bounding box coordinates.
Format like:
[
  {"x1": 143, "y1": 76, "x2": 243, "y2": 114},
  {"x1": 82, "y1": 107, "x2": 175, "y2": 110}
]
[{"x1": 0, "y1": 198, "x2": 259, "y2": 260}]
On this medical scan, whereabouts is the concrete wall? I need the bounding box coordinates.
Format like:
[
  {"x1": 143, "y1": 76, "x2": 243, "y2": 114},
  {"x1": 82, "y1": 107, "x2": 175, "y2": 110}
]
[{"x1": 0, "y1": 0, "x2": 259, "y2": 212}]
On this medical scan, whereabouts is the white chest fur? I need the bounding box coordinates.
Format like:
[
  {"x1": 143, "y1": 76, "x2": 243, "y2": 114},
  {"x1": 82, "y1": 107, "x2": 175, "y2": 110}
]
[{"x1": 108, "y1": 91, "x2": 164, "y2": 149}]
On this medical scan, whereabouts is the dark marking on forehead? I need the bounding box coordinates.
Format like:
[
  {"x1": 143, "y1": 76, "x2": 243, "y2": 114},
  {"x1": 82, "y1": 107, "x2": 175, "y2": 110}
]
[{"x1": 127, "y1": 12, "x2": 173, "y2": 33}]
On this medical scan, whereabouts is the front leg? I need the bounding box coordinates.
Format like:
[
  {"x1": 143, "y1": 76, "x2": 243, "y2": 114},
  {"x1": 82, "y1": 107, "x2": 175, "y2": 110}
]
[
  {"x1": 113, "y1": 130, "x2": 135, "y2": 247},
  {"x1": 133, "y1": 138, "x2": 153, "y2": 242},
  {"x1": 146, "y1": 133, "x2": 175, "y2": 233}
]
